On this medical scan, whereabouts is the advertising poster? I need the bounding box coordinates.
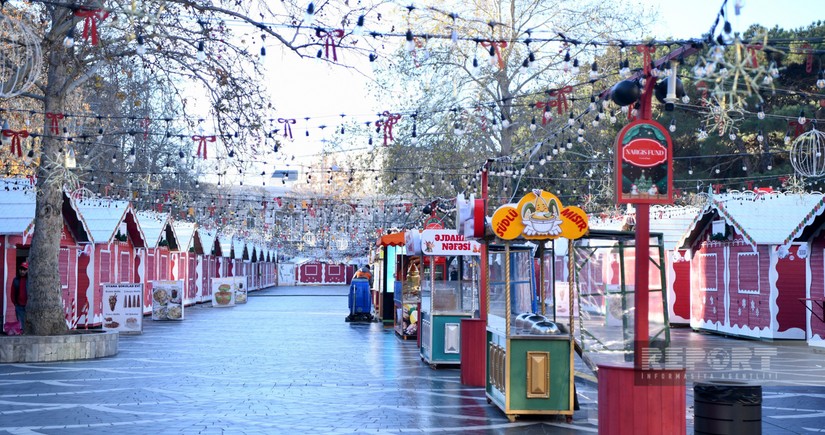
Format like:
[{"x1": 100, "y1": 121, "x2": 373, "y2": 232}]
[
  {"x1": 102, "y1": 283, "x2": 144, "y2": 333},
  {"x1": 420, "y1": 229, "x2": 481, "y2": 256},
  {"x1": 151, "y1": 280, "x2": 185, "y2": 321},
  {"x1": 234, "y1": 276, "x2": 248, "y2": 304},
  {"x1": 211, "y1": 277, "x2": 236, "y2": 307}
]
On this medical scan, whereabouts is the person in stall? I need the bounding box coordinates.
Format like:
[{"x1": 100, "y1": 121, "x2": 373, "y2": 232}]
[{"x1": 11, "y1": 262, "x2": 29, "y2": 334}]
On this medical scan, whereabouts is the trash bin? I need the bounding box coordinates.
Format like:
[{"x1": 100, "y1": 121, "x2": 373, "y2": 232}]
[{"x1": 694, "y1": 380, "x2": 762, "y2": 435}]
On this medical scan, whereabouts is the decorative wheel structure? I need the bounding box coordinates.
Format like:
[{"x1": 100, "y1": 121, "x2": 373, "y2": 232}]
[
  {"x1": 0, "y1": 13, "x2": 42, "y2": 98},
  {"x1": 790, "y1": 128, "x2": 825, "y2": 178}
]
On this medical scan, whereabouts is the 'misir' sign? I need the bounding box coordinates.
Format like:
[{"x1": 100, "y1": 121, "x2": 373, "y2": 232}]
[{"x1": 615, "y1": 120, "x2": 674, "y2": 204}]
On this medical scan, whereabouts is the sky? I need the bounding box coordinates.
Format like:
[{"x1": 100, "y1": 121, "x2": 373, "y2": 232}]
[{"x1": 259, "y1": 0, "x2": 823, "y2": 177}]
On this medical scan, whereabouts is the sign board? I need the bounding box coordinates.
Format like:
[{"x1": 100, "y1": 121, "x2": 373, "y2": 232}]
[
  {"x1": 491, "y1": 189, "x2": 589, "y2": 241},
  {"x1": 615, "y1": 120, "x2": 674, "y2": 204},
  {"x1": 420, "y1": 229, "x2": 481, "y2": 256},
  {"x1": 102, "y1": 283, "x2": 143, "y2": 333},
  {"x1": 234, "y1": 276, "x2": 248, "y2": 304},
  {"x1": 211, "y1": 277, "x2": 236, "y2": 307},
  {"x1": 151, "y1": 280, "x2": 185, "y2": 321}
]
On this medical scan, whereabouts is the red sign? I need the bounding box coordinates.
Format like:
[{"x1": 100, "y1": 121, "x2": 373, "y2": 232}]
[
  {"x1": 622, "y1": 138, "x2": 667, "y2": 167},
  {"x1": 614, "y1": 119, "x2": 673, "y2": 205}
]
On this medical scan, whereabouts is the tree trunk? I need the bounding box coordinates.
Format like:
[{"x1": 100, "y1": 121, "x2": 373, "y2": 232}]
[{"x1": 26, "y1": 31, "x2": 71, "y2": 336}]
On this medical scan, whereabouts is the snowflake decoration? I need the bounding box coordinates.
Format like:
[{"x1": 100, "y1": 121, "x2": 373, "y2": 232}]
[{"x1": 695, "y1": 32, "x2": 780, "y2": 111}]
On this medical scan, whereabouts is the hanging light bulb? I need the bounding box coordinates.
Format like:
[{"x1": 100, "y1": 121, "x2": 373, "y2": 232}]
[
  {"x1": 566, "y1": 137, "x2": 573, "y2": 148},
  {"x1": 127, "y1": 147, "x2": 136, "y2": 164},
  {"x1": 571, "y1": 58, "x2": 580, "y2": 75},
  {"x1": 798, "y1": 111, "x2": 807, "y2": 125},
  {"x1": 353, "y1": 15, "x2": 365, "y2": 36},
  {"x1": 501, "y1": 115, "x2": 510, "y2": 129},
  {"x1": 697, "y1": 128, "x2": 708, "y2": 140},
  {"x1": 784, "y1": 132, "x2": 791, "y2": 145},
  {"x1": 609, "y1": 111, "x2": 617, "y2": 124},
  {"x1": 197, "y1": 41, "x2": 206, "y2": 61},
  {"x1": 619, "y1": 59, "x2": 631, "y2": 78},
  {"x1": 65, "y1": 146, "x2": 77, "y2": 169},
  {"x1": 567, "y1": 112, "x2": 575, "y2": 126},
  {"x1": 669, "y1": 119, "x2": 676, "y2": 132},
  {"x1": 530, "y1": 116, "x2": 537, "y2": 132},
  {"x1": 136, "y1": 35, "x2": 146, "y2": 55},
  {"x1": 304, "y1": 2, "x2": 316, "y2": 24},
  {"x1": 757, "y1": 130, "x2": 764, "y2": 143},
  {"x1": 817, "y1": 71, "x2": 825, "y2": 89},
  {"x1": 63, "y1": 27, "x2": 75, "y2": 48},
  {"x1": 111, "y1": 153, "x2": 117, "y2": 164},
  {"x1": 589, "y1": 61, "x2": 599, "y2": 81},
  {"x1": 562, "y1": 50, "x2": 571, "y2": 71},
  {"x1": 405, "y1": 29, "x2": 415, "y2": 52}
]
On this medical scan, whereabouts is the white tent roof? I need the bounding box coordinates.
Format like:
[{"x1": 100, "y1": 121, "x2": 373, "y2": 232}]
[
  {"x1": 681, "y1": 191, "x2": 825, "y2": 249},
  {"x1": 173, "y1": 221, "x2": 197, "y2": 251},
  {"x1": 0, "y1": 179, "x2": 37, "y2": 235},
  {"x1": 196, "y1": 227, "x2": 218, "y2": 255},
  {"x1": 217, "y1": 233, "x2": 233, "y2": 257},
  {"x1": 232, "y1": 237, "x2": 246, "y2": 259},
  {"x1": 136, "y1": 211, "x2": 172, "y2": 249},
  {"x1": 76, "y1": 199, "x2": 145, "y2": 245}
]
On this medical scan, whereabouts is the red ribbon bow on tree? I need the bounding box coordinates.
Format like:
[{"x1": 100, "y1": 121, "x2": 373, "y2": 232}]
[
  {"x1": 712, "y1": 184, "x2": 724, "y2": 194},
  {"x1": 2, "y1": 129, "x2": 29, "y2": 157},
  {"x1": 547, "y1": 86, "x2": 573, "y2": 115},
  {"x1": 26, "y1": 175, "x2": 36, "y2": 186},
  {"x1": 192, "y1": 135, "x2": 216, "y2": 159},
  {"x1": 745, "y1": 44, "x2": 763, "y2": 68},
  {"x1": 315, "y1": 29, "x2": 345, "y2": 61},
  {"x1": 73, "y1": 9, "x2": 110, "y2": 46},
  {"x1": 788, "y1": 119, "x2": 808, "y2": 138},
  {"x1": 277, "y1": 118, "x2": 296, "y2": 139},
  {"x1": 46, "y1": 112, "x2": 64, "y2": 135},
  {"x1": 141, "y1": 117, "x2": 151, "y2": 140},
  {"x1": 480, "y1": 40, "x2": 508, "y2": 69},
  {"x1": 375, "y1": 111, "x2": 401, "y2": 146},
  {"x1": 635, "y1": 44, "x2": 656, "y2": 75}
]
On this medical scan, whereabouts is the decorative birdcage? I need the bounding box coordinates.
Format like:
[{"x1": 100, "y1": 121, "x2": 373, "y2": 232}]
[
  {"x1": 0, "y1": 13, "x2": 42, "y2": 99},
  {"x1": 790, "y1": 128, "x2": 825, "y2": 178}
]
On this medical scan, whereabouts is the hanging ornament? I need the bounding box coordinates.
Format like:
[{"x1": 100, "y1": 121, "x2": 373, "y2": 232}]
[
  {"x1": 790, "y1": 127, "x2": 825, "y2": 178},
  {"x1": 1, "y1": 128, "x2": 28, "y2": 157},
  {"x1": 610, "y1": 80, "x2": 640, "y2": 106},
  {"x1": 192, "y1": 134, "x2": 216, "y2": 159},
  {"x1": 480, "y1": 40, "x2": 507, "y2": 69},
  {"x1": 316, "y1": 28, "x2": 344, "y2": 61},
  {"x1": 375, "y1": 111, "x2": 401, "y2": 146},
  {"x1": 0, "y1": 14, "x2": 42, "y2": 98},
  {"x1": 45, "y1": 112, "x2": 64, "y2": 135},
  {"x1": 278, "y1": 118, "x2": 296, "y2": 139},
  {"x1": 73, "y1": 8, "x2": 109, "y2": 46}
]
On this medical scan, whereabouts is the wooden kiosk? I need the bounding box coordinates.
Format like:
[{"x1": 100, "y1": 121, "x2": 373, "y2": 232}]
[
  {"x1": 418, "y1": 229, "x2": 481, "y2": 367},
  {"x1": 485, "y1": 189, "x2": 589, "y2": 422}
]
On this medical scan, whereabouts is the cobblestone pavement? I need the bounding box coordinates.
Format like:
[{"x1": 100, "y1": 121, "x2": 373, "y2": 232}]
[
  {"x1": 2, "y1": 285, "x2": 824, "y2": 434},
  {"x1": 0, "y1": 286, "x2": 598, "y2": 434}
]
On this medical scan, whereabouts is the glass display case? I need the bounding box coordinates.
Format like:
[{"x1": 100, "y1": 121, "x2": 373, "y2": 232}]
[
  {"x1": 486, "y1": 242, "x2": 575, "y2": 422},
  {"x1": 393, "y1": 255, "x2": 421, "y2": 339},
  {"x1": 420, "y1": 255, "x2": 480, "y2": 367}
]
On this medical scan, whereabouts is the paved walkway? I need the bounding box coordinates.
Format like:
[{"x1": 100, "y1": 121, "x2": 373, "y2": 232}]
[{"x1": 0, "y1": 285, "x2": 823, "y2": 434}]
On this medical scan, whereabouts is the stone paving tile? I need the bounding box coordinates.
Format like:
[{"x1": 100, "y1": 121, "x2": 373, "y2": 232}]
[
  {"x1": 0, "y1": 286, "x2": 598, "y2": 434},
  {"x1": 3, "y1": 285, "x2": 823, "y2": 434}
]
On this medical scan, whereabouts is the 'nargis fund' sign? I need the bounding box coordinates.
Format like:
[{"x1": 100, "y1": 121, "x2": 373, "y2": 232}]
[{"x1": 615, "y1": 120, "x2": 674, "y2": 205}]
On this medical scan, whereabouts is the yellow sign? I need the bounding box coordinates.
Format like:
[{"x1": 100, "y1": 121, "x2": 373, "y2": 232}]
[{"x1": 491, "y1": 189, "x2": 589, "y2": 240}]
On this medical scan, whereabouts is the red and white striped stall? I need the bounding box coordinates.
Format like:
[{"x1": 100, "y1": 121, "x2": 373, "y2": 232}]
[
  {"x1": 76, "y1": 200, "x2": 147, "y2": 324},
  {"x1": 135, "y1": 211, "x2": 181, "y2": 313},
  {"x1": 172, "y1": 221, "x2": 198, "y2": 305},
  {"x1": 194, "y1": 227, "x2": 218, "y2": 303},
  {"x1": 681, "y1": 191, "x2": 823, "y2": 340},
  {"x1": 0, "y1": 180, "x2": 93, "y2": 329}
]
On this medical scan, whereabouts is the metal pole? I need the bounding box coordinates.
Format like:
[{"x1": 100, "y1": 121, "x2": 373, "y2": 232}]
[{"x1": 634, "y1": 203, "x2": 650, "y2": 370}]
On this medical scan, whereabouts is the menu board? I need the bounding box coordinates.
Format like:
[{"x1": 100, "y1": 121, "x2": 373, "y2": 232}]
[
  {"x1": 102, "y1": 283, "x2": 144, "y2": 333},
  {"x1": 151, "y1": 280, "x2": 185, "y2": 321},
  {"x1": 211, "y1": 277, "x2": 236, "y2": 307},
  {"x1": 234, "y1": 276, "x2": 248, "y2": 304}
]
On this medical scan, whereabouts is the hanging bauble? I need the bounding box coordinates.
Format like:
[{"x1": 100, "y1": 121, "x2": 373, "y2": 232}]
[
  {"x1": 790, "y1": 127, "x2": 825, "y2": 178},
  {"x1": 610, "y1": 80, "x2": 641, "y2": 106},
  {"x1": 0, "y1": 14, "x2": 43, "y2": 98},
  {"x1": 653, "y1": 77, "x2": 686, "y2": 103}
]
